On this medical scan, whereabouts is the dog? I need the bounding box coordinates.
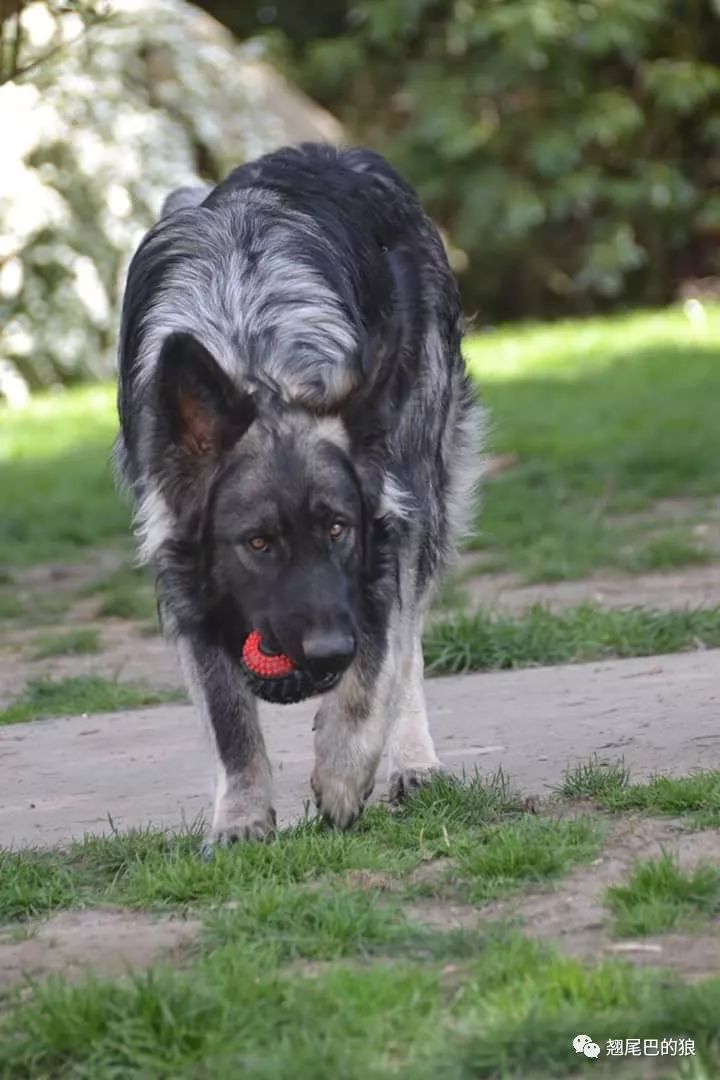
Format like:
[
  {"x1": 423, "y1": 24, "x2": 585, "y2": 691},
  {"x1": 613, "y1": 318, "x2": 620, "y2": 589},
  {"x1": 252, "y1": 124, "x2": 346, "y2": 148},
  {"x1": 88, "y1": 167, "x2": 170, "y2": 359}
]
[{"x1": 115, "y1": 143, "x2": 482, "y2": 850}]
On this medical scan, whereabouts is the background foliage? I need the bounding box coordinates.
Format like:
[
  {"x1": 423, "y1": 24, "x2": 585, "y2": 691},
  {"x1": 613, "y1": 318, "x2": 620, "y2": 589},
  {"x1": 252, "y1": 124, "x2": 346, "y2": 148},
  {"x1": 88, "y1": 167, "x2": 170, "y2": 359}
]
[
  {"x1": 1, "y1": 0, "x2": 719, "y2": 393},
  {"x1": 0, "y1": 0, "x2": 338, "y2": 391},
  {"x1": 209, "y1": 0, "x2": 720, "y2": 320}
]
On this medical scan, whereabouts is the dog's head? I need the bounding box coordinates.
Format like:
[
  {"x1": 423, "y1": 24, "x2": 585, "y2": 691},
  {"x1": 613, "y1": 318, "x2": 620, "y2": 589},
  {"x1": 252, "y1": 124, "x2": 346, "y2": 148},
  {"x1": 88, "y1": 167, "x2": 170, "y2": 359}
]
[{"x1": 149, "y1": 332, "x2": 398, "y2": 701}]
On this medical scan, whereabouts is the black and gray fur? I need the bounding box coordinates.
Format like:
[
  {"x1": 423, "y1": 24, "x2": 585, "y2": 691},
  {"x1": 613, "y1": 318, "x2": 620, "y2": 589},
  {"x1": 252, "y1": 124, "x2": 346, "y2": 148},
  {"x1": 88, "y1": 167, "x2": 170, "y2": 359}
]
[{"x1": 116, "y1": 143, "x2": 482, "y2": 848}]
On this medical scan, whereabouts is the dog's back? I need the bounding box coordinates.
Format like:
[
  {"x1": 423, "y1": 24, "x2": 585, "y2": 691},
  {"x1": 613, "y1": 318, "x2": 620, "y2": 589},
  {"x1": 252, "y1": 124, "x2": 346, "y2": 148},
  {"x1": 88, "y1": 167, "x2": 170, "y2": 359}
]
[{"x1": 118, "y1": 143, "x2": 477, "y2": 583}]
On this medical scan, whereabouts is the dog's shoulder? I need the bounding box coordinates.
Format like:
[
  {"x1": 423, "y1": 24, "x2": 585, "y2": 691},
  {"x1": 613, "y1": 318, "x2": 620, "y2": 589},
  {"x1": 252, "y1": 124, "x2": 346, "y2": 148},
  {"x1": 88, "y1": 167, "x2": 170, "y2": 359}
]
[{"x1": 204, "y1": 143, "x2": 425, "y2": 248}]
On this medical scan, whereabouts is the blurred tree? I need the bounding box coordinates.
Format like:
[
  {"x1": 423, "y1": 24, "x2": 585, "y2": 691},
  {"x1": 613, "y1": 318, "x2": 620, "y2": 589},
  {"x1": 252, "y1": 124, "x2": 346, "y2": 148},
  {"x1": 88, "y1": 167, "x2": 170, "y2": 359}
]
[
  {"x1": 189, "y1": 1, "x2": 347, "y2": 47},
  {"x1": 0, "y1": 1, "x2": 110, "y2": 84},
  {"x1": 194, "y1": 0, "x2": 720, "y2": 320}
]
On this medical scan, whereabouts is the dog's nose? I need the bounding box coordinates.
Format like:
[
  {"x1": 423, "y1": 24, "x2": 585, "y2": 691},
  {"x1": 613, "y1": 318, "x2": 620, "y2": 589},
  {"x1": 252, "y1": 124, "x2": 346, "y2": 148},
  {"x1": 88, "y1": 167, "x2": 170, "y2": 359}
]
[{"x1": 301, "y1": 629, "x2": 356, "y2": 671}]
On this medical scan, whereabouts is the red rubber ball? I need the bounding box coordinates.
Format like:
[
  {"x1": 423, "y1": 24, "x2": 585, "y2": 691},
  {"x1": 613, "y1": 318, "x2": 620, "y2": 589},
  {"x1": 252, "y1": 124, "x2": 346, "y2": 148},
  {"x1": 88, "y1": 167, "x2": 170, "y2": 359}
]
[{"x1": 242, "y1": 631, "x2": 295, "y2": 678}]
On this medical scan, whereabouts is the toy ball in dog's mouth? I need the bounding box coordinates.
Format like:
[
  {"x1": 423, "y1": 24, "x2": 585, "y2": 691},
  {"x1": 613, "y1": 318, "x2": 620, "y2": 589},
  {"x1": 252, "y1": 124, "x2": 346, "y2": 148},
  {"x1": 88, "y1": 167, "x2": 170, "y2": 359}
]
[
  {"x1": 242, "y1": 631, "x2": 295, "y2": 678},
  {"x1": 240, "y1": 631, "x2": 341, "y2": 704}
]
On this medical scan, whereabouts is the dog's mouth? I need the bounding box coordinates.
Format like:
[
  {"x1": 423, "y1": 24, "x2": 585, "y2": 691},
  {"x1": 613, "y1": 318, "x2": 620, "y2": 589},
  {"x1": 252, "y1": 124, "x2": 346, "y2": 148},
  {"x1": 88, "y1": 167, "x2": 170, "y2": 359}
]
[
  {"x1": 240, "y1": 665, "x2": 342, "y2": 704},
  {"x1": 239, "y1": 631, "x2": 343, "y2": 704}
]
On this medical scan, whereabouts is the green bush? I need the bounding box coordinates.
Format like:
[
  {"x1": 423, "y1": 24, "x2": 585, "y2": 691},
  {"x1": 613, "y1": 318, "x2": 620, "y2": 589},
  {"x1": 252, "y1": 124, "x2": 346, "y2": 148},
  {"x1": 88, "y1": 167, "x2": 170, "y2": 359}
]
[{"x1": 244, "y1": 0, "x2": 720, "y2": 319}]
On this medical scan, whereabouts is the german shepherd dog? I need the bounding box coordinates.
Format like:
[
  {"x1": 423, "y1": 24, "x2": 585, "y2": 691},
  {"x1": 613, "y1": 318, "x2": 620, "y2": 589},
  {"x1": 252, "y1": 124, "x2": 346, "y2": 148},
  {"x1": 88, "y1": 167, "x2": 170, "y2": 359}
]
[{"x1": 116, "y1": 143, "x2": 481, "y2": 851}]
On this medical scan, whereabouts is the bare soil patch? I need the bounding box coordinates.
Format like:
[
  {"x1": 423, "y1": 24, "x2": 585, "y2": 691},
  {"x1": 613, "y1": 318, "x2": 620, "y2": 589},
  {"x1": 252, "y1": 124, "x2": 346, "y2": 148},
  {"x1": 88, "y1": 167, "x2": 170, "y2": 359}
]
[
  {"x1": 0, "y1": 908, "x2": 200, "y2": 991},
  {"x1": 0, "y1": 546, "x2": 181, "y2": 706},
  {"x1": 408, "y1": 815, "x2": 720, "y2": 980},
  {"x1": 453, "y1": 562, "x2": 720, "y2": 616},
  {"x1": 10, "y1": 548, "x2": 131, "y2": 595},
  {"x1": 0, "y1": 621, "x2": 180, "y2": 709},
  {"x1": 342, "y1": 858, "x2": 451, "y2": 895},
  {"x1": 447, "y1": 496, "x2": 720, "y2": 616},
  {"x1": 612, "y1": 494, "x2": 720, "y2": 534}
]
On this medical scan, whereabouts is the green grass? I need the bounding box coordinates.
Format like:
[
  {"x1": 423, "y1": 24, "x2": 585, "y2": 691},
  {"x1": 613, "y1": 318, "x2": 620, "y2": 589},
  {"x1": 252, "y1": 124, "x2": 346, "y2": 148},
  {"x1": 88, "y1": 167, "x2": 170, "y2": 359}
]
[
  {"x1": 2, "y1": 914, "x2": 718, "y2": 1076},
  {"x1": 606, "y1": 853, "x2": 720, "y2": 936},
  {"x1": 0, "y1": 772, "x2": 595, "y2": 926},
  {"x1": 456, "y1": 816, "x2": 602, "y2": 901},
  {"x1": 0, "y1": 773, "x2": 523, "y2": 921},
  {"x1": 423, "y1": 602, "x2": 720, "y2": 674},
  {"x1": 556, "y1": 755, "x2": 632, "y2": 800},
  {"x1": 97, "y1": 590, "x2": 156, "y2": 620},
  {"x1": 0, "y1": 592, "x2": 24, "y2": 619},
  {"x1": 0, "y1": 850, "x2": 79, "y2": 922},
  {"x1": 0, "y1": 769, "x2": 535, "y2": 921},
  {"x1": 2, "y1": 308, "x2": 720, "y2": 588},
  {"x1": 81, "y1": 562, "x2": 157, "y2": 621},
  {"x1": 0, "y1": 675, "x2": 185, "y2": 726},
  {"x1": 30, "y1": 628, "x2": 102, "y2": 660},
  {"x1": 0, "y1": 588, "x2": 76, "y2": 628},
  {"x1": 604, "y1": 773, "x2": 720, "y2": 826},
  {"x1": 466, "y1": 305, "x2": 720, "y2": 581},
  {"x1": 630, "y1": 532, "x2": 712, "y2": 572},
  {"x1": 437, "y1": 939, "x2": 718, "y2": 1078},
  {"x1": 559, "y1": 759, "x2": 720, "y2": 827},
  {"x1": 0, "y1": 385, "x2": 129, "y2": 570},
  {"x1": 1, "y1": 774, "x2": 717, "y2": 1076}
]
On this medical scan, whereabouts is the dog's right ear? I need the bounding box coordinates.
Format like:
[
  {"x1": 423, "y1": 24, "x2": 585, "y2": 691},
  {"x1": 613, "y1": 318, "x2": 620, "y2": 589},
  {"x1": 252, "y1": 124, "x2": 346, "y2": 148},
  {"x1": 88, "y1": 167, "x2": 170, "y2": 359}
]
[
  {"x1": 159, "y1": 185, "x2": 211, "y2": 218},
  {"x1": 155, "y1": 332, "x2": 256, "y2": 460}
]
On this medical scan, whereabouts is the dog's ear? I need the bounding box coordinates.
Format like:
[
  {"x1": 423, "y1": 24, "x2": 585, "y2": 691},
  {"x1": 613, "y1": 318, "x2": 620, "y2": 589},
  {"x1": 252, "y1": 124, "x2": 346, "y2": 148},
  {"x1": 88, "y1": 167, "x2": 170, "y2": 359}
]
[
  {"x1": 341, "y1": 399, "x2": 390, "y2": 461},
  {"x1": 159, "y1": 185, "x2": 210, "y2": 219},
  {"x1": 338, "y1": 392, "x2": 391, "y2": 532},
  {"x1": 156, "y1": 332, "x2": 255, "y2": 458}
]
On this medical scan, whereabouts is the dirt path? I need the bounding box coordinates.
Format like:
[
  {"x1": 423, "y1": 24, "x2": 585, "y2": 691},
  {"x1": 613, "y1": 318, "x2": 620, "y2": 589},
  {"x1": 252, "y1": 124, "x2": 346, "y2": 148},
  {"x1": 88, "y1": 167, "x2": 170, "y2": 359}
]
[
  {"x1": 2, "y1": 648, "x2": 719, "y2": 849},
  {"x1": 454, "y1": 562, "x2": 720, "y2": 615}
]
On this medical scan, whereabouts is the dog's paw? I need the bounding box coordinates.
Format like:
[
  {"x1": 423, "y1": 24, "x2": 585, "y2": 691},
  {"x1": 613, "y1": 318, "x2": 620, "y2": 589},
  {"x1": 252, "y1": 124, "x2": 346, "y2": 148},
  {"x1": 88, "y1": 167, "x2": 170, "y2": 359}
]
[
  {"x1": 311, "y1": 768, "x2": 374, "y2": 829},
  {"x1": 201, "y1": 807, "x2": 276, "y2": 857},
  {"x1": 389, "y1": 766, "x2": 441, "y2": 804}
]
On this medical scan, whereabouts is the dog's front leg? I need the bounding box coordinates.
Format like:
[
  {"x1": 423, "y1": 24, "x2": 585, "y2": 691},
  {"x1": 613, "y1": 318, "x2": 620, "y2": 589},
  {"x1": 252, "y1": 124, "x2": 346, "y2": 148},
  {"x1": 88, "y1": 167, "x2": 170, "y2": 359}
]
[
  {"x1": 311, "y1": 642, "x2": 399, "y2": 829},
  {"x1": 312, "y1": 688, "x2": 387, "y2": 829},
  {"x1": 387, "y1": 628, "x2": 440, "y2": 800},
  {"x1": 177, "y1": 636, "x2": 275, "y2": 852}
]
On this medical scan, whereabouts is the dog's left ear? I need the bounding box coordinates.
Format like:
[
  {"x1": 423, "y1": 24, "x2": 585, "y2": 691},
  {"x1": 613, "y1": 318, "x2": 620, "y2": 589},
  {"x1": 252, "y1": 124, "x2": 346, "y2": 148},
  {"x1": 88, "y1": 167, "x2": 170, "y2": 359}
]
[
  {"x1": 156, "y1": 332, "x2": 255, "y2": 458},
  {"x1": 338, "y1": 393, "x2": 392, "y2": 542},
  {"x1": 341, "y1": 398, "x2": 390, "y2": 461}
]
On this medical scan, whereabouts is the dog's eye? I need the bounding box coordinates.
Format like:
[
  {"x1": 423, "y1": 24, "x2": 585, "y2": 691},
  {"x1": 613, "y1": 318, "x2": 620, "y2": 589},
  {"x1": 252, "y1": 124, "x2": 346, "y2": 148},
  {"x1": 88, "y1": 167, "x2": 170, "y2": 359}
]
[
  {"x1": 248, "y1": 536, "x2": 271, "y2": 553},
  {"x1": 329, "y1": 521, "x2": 346, "y2": 541}
]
